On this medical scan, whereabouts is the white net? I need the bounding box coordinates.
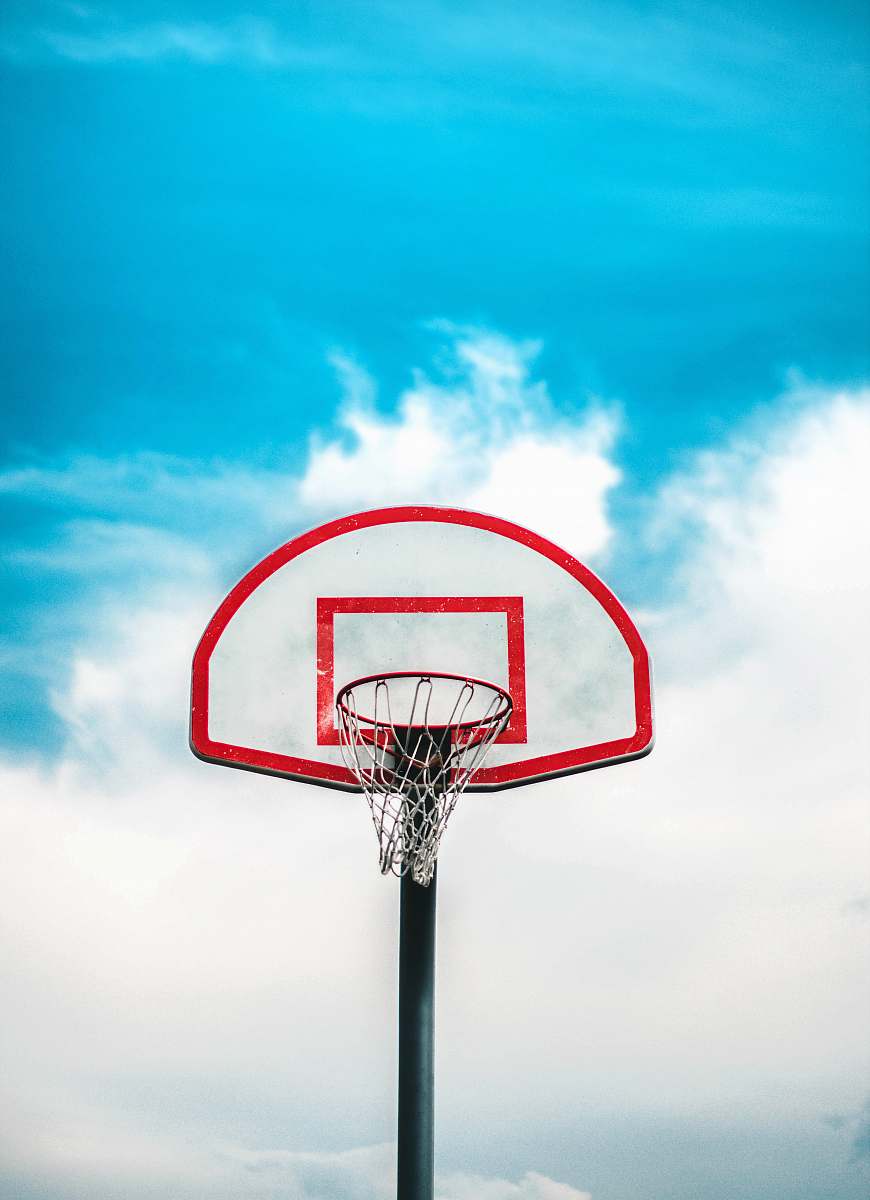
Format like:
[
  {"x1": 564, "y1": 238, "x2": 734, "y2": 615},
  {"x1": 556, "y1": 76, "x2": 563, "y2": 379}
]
[{"x1": 336, "y1": 672, "x2": 513, "y2": 886}]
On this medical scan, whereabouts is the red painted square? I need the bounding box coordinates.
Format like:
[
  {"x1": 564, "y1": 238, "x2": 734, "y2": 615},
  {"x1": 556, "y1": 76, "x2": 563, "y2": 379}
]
[{"x1": 316, "y1": 596, "x2": 527, "y2": 745}]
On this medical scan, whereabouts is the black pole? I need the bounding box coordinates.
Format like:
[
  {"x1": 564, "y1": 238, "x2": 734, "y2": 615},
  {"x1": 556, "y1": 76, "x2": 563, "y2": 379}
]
[
  {"x1": 394, "y1": 722, "x2": 448, "y2": 1199},
  {"x1": 397, "y1": 867, "x2": 436, "y2": 1199}
]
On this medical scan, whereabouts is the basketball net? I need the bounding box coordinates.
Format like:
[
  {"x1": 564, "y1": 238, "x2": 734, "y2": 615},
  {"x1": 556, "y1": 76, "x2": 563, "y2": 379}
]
[{"x1": 336, "y1": 672, "x2": 513, "y2": 885}]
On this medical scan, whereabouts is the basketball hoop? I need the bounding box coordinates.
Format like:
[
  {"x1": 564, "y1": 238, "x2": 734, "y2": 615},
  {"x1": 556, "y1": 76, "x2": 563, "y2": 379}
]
[
  {"x1": 336, "y1": 671, "x2": 513, "y2": 885},
  {"x1": 192, "y1": 508, "x2": 654, "y2": 1196}
]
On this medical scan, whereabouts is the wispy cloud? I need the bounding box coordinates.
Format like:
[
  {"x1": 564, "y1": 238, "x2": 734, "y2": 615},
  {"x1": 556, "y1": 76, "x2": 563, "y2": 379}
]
[
  {"x1": 35, "y1": 17, "x2": 346, "y2": 68},
  {"x1": 0, "y1": 450, "x2": 290, "y2": 520},
  {"x1": 6, "y1": 519, "x2": 213, "y2": 577},
  {"x1": 437, "y1": 1170, "x2": 591, "y2": 1200},
  {"x1": 0, "y1": 450, "x2": 308, "y2": 594},
  {"x1": 3, "y1": 1, "x2": 857, "y2": 126}
]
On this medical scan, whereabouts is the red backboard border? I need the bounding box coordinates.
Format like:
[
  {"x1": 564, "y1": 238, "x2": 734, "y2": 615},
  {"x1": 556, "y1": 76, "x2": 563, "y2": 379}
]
[{"x1": 190, "y1": 505, "x2": 654, "y2": 791}]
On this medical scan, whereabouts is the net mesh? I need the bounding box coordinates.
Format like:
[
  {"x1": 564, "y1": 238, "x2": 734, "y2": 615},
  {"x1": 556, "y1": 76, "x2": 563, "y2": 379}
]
[{"x1": 336, "y1": 672, "x2": 513, "y2": 886}]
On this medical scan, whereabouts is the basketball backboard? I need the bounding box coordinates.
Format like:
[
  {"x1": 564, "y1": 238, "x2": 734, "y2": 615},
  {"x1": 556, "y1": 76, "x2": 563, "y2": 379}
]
[{"x1": 190, "y1": 505, "x2": 653, "y2": 791}]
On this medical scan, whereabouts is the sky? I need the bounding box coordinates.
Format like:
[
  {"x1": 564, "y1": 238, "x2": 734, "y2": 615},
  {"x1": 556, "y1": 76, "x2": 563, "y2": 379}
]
[{"x1": 0, "y1": 2, "x2": 869, "y2": 1198}]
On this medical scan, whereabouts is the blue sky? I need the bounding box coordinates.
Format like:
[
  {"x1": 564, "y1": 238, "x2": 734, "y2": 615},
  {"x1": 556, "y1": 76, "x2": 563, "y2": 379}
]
[
  {"x1": 2, "y1": 0, "x2": 867, "y2": 468},
  {"x1": 0, "y1": 3, "x2": 869, "y2": 1199}
]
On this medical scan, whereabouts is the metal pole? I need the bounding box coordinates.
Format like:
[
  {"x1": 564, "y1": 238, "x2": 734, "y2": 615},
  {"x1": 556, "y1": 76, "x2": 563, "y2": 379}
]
[{"x1": 397, "y1": 866, "x2": 436, "y2": 1199}]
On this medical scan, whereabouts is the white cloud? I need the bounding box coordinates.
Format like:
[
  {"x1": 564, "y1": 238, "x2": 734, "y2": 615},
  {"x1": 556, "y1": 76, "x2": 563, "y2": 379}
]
[
  {"x1": 437, "y1": 382, "x2": 870, "y2": 1118},
  {"x1": 300, "y1": 328, "x2": 619, "y2": 558},
  {"x1": 438, "y1": 1171, "x2": 591, "y2": 1200},
  {"x1": 653, "y1": 385, "x2": 870, "y2": 680},
  {"x1": 219, "y1": 1142, "x2": 396, "y2": 1195},
  {"x1": 51, "y1": 583, "x2": 211, "y2": 778},
  {"x1": 465, "y1": 427, "x2": 618, "y2": 557},
  {"x1": 0, "y1": 332, "x2": 868, "y2": 1194},
  {"x1": 299, "y1": 387, "x2": 452, "y2": 511}
]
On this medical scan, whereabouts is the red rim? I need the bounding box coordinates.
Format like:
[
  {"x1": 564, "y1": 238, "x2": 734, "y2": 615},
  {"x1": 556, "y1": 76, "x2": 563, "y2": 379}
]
[{"x1": 335, "y1": 670, "x2": 513, "y2": 731}]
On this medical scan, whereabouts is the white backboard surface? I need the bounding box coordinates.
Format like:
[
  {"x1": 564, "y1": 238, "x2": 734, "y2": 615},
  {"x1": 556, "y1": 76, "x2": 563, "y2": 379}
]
[{"x1": 190, "y1": 506, "x2": 653, "y2": 790}]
